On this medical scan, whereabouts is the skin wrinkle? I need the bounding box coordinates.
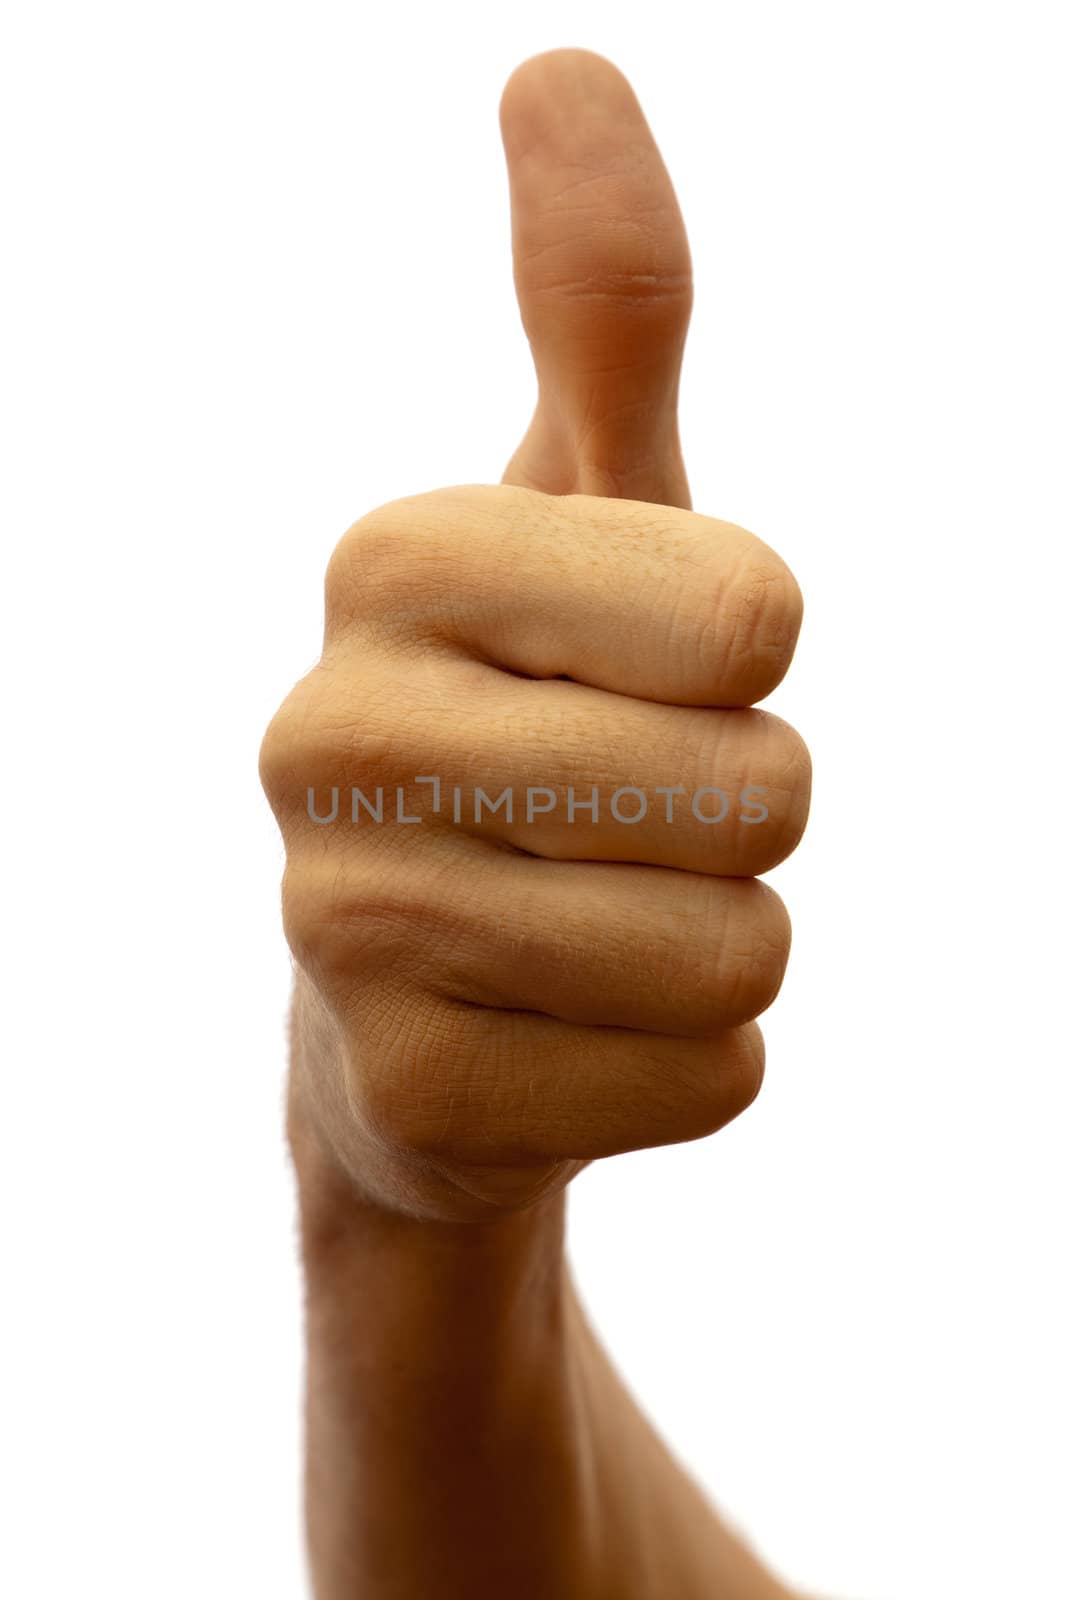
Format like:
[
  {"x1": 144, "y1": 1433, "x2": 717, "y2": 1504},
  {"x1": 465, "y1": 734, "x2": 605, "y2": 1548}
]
[
  {"x1": 318, "y1": 847, "x2": 785, "y2": 1043},
  {"x1": 317, "y1": 493, "x2": 803, "y2": 707},
  {"x1": 282, "y1": 683, "x2": 808, "y2": 879},
  {"x1": 525, "y1": 271, "x2": 694, "y2": 306}
]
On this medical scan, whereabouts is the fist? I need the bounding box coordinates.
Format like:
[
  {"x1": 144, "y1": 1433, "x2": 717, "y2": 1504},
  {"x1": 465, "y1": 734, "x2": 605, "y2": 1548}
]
[
  {"x1": 259, "y1": 484, "x2": 809, "y2": 1217},
  {"x1": 259, "y1": 49, "x2": 811, "y2": 1219}
]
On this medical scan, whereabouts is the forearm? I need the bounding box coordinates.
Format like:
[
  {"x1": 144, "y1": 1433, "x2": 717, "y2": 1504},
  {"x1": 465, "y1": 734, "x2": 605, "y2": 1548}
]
[
  {"x1": 286, "y1": 986, "x2": 793, "y2": 1600},
  {"x1": 289, "y1": 1086, "x2": 589, "y2": 1597}
]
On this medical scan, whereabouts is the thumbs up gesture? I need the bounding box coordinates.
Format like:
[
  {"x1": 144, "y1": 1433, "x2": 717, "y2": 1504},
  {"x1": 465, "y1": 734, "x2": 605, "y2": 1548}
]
[{"x1": 260, "y1": 49, "x2": 811, "y2": 1222}]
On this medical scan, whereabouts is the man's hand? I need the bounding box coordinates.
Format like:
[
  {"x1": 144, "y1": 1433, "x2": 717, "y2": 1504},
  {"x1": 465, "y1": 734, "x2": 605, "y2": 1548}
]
[
  {"x1": 261, "y1": 48, "x2": 809, "y2": 1600},
  {"x1": 259, "y1": 53, "x2": 810, "y2": 1227},
  {"x1": 260, "y1": 482, "x2": 808, "y2": 1220}
]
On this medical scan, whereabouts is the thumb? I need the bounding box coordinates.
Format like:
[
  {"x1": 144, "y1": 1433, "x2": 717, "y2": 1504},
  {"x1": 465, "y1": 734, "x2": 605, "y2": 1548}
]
[{"x1": 499, "y1": 48, "x2": 693, "y2": 509}]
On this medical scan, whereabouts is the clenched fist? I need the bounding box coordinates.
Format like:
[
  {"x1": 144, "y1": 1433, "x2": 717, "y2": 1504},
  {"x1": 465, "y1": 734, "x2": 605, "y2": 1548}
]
[{"x1": 259, "y1": 50, "x2": 811, "y2": 1226}]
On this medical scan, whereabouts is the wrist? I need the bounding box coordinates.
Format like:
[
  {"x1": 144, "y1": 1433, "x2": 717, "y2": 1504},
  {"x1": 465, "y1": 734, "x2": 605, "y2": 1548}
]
[
  {"x1": 282, "y1": 976, "x2": 792, "y2": 1600},
  {"x1": 283, "y1": 969, "x2": 570, "y2": 1354},
  {"x1": 284, "y1": 1001, "x2": 597, "y2": 1599}
]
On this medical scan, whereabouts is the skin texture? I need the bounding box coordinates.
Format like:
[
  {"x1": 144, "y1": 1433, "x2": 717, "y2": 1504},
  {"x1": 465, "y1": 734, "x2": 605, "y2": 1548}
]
[{"x1": 261, "y1": 47, "x2": 811, "y2": 1600}]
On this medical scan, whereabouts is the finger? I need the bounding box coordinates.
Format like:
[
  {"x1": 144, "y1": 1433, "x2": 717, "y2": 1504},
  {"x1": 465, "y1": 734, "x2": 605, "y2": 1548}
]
[
  {"x1": 361, "y1": 850, "x2": 791, "y2": 1038},
  {"x1": 356, "y1": 995, "x2": 767, "y2": 1167},
  {"x1": 281, "y1": 669, "x2": 809, "y2": 879},
  {"x1": 326, "y1": 485, "x2": 803, "y2": 709},
  {"x1": 498, "y1": 49, "x2": 693, "y2": 507},
  {"x1": 439, "y1": 691, "x2": 811, "y2": 881}
]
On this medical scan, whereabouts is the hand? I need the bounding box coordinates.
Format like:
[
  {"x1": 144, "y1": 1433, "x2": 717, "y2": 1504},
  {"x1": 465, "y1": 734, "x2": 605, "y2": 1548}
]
[{"x1": 259, "y1": 49, "x2": 811, "y2": 1223}]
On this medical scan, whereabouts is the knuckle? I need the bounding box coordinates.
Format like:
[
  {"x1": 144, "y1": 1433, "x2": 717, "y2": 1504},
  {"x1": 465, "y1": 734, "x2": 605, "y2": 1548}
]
[
  {"x1": 762, "y1": 715, "x2": 813, "y2": 869},
  {"x1": 279, "y1": 862, "x2": 413, "y2": 985},
  {"x1": 259, "y1": 680, "x2": 325, "y2": 812},
  {"x1": 258, "y1": 701, "x2": 295, "y2": 807},
  {"x1": 723, "y1": 547, "x2": 804, "y2": 702},
  {"x1": 323, "y1": 502, "x2": 413, "y2": 630},
  {"x1": 722, "y1": 1022, "x2": 767, "y2": 1119},
  {"x1": 630, "y1": 1023, "x2": 766, "y2": 1141},
  {"x1": 323, "y1": 490, "x2": 469, "y2": 638},
  {"x1": 713, "y1": 882, "x2": 792, "y2": 1024},
  {"x1": 279, "y1": 861, "x2": 343, "y2": 976},
  {"x1": 780, "y1": 720, "x2": 813, "y2": 842},
  {"x1": 261, "y1": 661, "x2": 409, "y2": 822}
]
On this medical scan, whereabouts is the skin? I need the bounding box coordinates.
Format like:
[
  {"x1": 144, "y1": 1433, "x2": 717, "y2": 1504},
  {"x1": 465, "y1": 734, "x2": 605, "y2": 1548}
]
[{"x1": 260, "y1": 46, "x2": 813, "y2": 1600}]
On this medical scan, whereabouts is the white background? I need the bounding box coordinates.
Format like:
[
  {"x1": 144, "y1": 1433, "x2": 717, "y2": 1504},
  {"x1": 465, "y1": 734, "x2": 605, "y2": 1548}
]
[{"x1": 2, "y1": 3, "x2": 1065, "y2": 1597}]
